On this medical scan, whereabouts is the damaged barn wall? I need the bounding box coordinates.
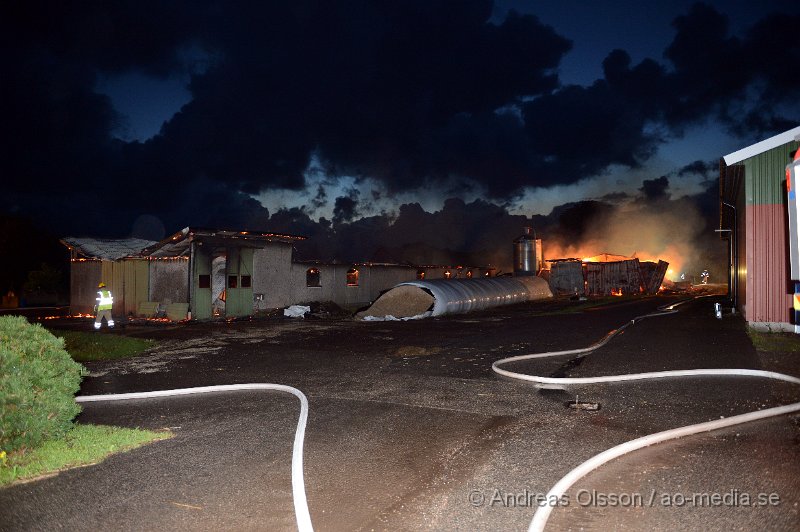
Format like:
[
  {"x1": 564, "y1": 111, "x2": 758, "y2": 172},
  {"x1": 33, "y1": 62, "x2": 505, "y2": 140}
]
[
  {"x1": 253, "y1": 241, "x2": 479, "y2": 311},
  {"x1": 65, "y1": 233, "x2": 494, "y2": 319},
  {"x1": 102, "y1": 259, "x2": 149, "y2": 316},
  {"x1": 640, "y1": 260, "x2": 669, "y2": 294},
  {"x1": 585, "y1": 259, "x2": 643, "y2": 296},
  {"x1": 123, "y1": 260, "x2": 149, "y2": 316},
  {"x1": 70, "y1": 259, "x2": 150, "y2": 316},
  {"x1": 549, "y1": 259, "x2": 668, "y2": 296},
  {"x1": 549, "y1": 261, "x2": 584, "y2": 295},
  {"x1": 69, "y1": 260, "x2": 103, "y2": 314},
  {"x1": 149, "y1": 259, "x2": 189, "y2": 308},
  {"x1": 252, "y1": 242, "x2": 295, "y2": 310},
  {"x1": 284, "y1": 263, "x2": 446, "y2": 310}
]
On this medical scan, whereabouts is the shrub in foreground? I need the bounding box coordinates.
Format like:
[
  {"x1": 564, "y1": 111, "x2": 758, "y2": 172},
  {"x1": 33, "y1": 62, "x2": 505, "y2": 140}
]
[{"x1": 0, "y1": 316, "x2": 85, "y2": 453}]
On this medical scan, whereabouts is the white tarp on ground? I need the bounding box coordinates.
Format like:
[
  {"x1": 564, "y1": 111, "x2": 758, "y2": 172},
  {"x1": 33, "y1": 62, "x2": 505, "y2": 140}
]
[
  {"x1": 284, "y1": 305, "x2": 311, "y2": 318},
  {"x1": 357, "y1": 276, "x2": 552, "y2": 320}
]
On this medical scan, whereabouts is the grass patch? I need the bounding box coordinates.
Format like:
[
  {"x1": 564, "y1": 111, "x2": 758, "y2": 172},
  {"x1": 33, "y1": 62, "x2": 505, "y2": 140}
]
[
  {"x1": 48, "y1": 330, "x2": 155, "y2": 362},
  {"x1": 747, "y1": 329, "x2": 800, "y2": 353},
  {"x1": 0, "y1": 423, "x2": 171, "y2": 487}
]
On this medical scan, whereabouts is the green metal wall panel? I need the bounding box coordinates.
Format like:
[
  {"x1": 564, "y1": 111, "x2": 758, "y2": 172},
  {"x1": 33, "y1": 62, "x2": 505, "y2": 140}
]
[
  {"x1": 192, "y1": 244, "x2": 212, "y2": 320},
  {"x1": 225, "y1": 247, "x2": 254, "y2": 317},
  {"x1": 744, "y1": 141, "x2": 799, "y2": 206},
  {"x1": 741, "y1": 139, "x2": 798, "y2": 324},
  {"x1": 240, "y1": 247, "x2": 254, "y2": 316}
]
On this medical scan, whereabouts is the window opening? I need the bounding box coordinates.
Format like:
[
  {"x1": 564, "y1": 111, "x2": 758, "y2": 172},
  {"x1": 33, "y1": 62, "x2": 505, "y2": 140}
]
[
  {"x1": 307, "y1": 268, "x2": 321, "y2": 287},
  {"x1": 346, "y1": 268, "x2": 359, "y2": 286}
]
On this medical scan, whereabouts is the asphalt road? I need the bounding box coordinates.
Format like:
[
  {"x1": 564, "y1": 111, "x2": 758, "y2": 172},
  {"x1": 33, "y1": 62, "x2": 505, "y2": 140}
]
[{"x1": 2, "y1": 295, "x2": 799, "y2": 531}]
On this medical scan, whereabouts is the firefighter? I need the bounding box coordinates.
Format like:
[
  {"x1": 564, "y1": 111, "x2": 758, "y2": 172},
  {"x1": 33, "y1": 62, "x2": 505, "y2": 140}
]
[
  {"x1": 94, "y1": 282, "x2": 114, "y2": 329},
  {"x1": 701, "y1": 269, "x2": 710, "y2": 285}
]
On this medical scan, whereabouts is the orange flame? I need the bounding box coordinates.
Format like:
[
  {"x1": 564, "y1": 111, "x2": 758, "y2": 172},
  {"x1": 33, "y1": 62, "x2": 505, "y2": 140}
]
[{"x1": 43, "y1": 313, "x2": 95, "y2": 320}]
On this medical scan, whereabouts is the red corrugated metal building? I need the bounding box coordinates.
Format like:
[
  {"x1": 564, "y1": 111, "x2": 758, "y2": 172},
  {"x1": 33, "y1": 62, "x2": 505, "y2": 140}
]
[{"x1": 720, "y1": 125, "x2": 800, "y2": 331}]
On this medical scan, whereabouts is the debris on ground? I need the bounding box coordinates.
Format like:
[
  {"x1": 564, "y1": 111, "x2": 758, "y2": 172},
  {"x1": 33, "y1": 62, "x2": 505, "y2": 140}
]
[
  {"x1": 391, "y1": 346, "x2": 443, "y2": 358},
  {"x1": 565, "y1": 400, "x2": 601, "y2": 411},
  {"x1": 304, "y1": 301, "x2": 352, "y2": 320},
  {"x1": 283, "y1": 305, "x2": 311, "y2": 318}
]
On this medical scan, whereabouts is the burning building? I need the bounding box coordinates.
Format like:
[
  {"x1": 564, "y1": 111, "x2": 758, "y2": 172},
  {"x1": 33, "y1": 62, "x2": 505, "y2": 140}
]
[
  {"x1": 62, "y1": 227, "x2": 488, "y2": 321},
  {"x1": 547, "y1": 255, "x2": 669, "y2": 297}
]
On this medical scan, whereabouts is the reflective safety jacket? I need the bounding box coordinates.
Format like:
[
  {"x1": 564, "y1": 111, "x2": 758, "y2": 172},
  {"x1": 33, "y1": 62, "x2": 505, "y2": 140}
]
[{"x1": 96, "y1": 290, "x2": 113, "y2": 311}]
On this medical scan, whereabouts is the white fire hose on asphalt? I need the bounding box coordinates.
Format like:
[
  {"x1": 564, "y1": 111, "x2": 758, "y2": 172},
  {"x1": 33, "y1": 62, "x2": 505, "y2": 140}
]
[
  {"x1": 492, "y1": 299, "x2": 800, "y2": 532},
  {"x1": 72, "y1": 299, "x2": 800, "y2": 532},
  {"x1": 76, "y1": 384, "x2": 313, "y2": 532}
]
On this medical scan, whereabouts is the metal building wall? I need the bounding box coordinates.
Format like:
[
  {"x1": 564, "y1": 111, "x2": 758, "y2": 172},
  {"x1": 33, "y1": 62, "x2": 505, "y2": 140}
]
[
  {"x1": 549, "y1": 261, "x2": 584, "y2": 295},
  {"x1": 70, "y1": 260, "x2": 102, "y2": 314},
  {"x1": 122, "y1": 260, "x2": 148, "y2": 316},
  {"x1": 225, "y1": 247, "x2": 254, "y2": 317},
  {"x1": 734, "y1": 165, "x2": 747, "y2": 317},
  {"x1": 71, "y1": 259, "x2": 148, "y2": 316},
  {"x1": 149, "y1": 259, "x2": 189, "y2": 308},
  {"x1": 742, "y1": 140, "x2": 799, "y2": 327},
  {"x1": 585, "y1": 259, "x2": 643, "y2": 296},
  {"x1": 640, "y1": 260, "x2": 669, "y2": 294}
]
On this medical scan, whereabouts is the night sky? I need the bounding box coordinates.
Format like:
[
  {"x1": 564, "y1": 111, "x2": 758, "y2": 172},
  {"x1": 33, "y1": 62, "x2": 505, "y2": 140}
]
[{"x1": 3, "y1": 1, "x2": 799, "y2": 277}]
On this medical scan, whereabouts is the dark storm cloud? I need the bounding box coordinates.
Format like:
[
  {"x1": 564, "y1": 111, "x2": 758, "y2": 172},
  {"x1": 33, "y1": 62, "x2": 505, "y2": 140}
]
[
  {"x1": 332, "y1": 196, "x2": 359, "y2": 225},
  {"x1": 2, "y1": 1, "x2": 798, "y2": 244},
  {"x1": 289, "y1": 178, "x2": 725, "y2": 279},
  {"x1": 295, "y1": 197, "x2": 541, "y2": 270},
  {"x1": 310, "y1": 185, "x2": 328, "y2": 213},
  {"x1": 2, "y1": 0, "x2": 573, "y2": 235},
  {"x1": 640, "y1": 176, "x2": 671, "y2": 202},
  {"x1": 598, "y1": 192, "x2": 630, "y2": 202},
  {"x1": 677, "y1": 160, "x2": 716, "y2": 178},
  {"x1": 519, "y1": 4, "x2": 800, "y2": 189},
  {"x1": 665, "y1": 5, "x2": 800, "y2": 133}
]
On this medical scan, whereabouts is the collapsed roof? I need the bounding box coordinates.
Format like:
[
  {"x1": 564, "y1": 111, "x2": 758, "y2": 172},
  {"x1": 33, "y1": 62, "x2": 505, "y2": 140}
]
[
  {"x1": 60, "y1": 237, "x2": 157, "y2": 260},
  {"x1": 582, "y1": 253, "x2": 633, "y2": 262},
  {"x1": 143, "y1": 227, "x2": 307, "y2": 258},
  {"x1": 62, "y1": 227, "x2": 307, "y2": 260}
]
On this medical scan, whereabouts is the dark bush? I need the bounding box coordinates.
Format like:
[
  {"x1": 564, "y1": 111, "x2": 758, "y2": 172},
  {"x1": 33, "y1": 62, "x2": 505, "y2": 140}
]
[{"x1": 0, "y1": 316, "x2": 84, "y2": 452}]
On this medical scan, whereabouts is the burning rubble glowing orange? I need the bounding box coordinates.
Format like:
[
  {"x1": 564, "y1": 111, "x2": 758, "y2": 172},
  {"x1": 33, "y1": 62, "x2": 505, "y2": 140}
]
[
  {"x1": 44, "y1": 313, "x2": 95, "y2": 320},
  {"x1": 547, "y1": 250, "x2": 669, "y2": 297}
]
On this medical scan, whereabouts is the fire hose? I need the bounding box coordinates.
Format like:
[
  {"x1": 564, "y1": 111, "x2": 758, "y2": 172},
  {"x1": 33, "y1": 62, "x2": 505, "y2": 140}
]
[
  {"x1": 71, "y1": 299, "x2": 799, "y2": 532},
  {"x1": 491, "y1": 299, "x2": 800, "y2": 532},
  {"x1": 76, "y1": 384, "x2": 313, "y2": 532}
]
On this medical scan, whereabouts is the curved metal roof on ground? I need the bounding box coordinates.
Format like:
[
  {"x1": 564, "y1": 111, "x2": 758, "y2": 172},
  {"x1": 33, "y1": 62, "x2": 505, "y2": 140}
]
[
  {"x1": 60, "y1": 237, "x2": 157, "y2": 260},
  {"x1": 398, "y1": 277, "x2": 532, "y2": 316}
]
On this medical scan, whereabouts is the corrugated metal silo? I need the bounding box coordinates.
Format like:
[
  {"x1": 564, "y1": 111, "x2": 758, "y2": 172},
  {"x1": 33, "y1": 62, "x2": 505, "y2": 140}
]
[{"x1": 513, "y1": 227, "x2": 538, "y2": 276}]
